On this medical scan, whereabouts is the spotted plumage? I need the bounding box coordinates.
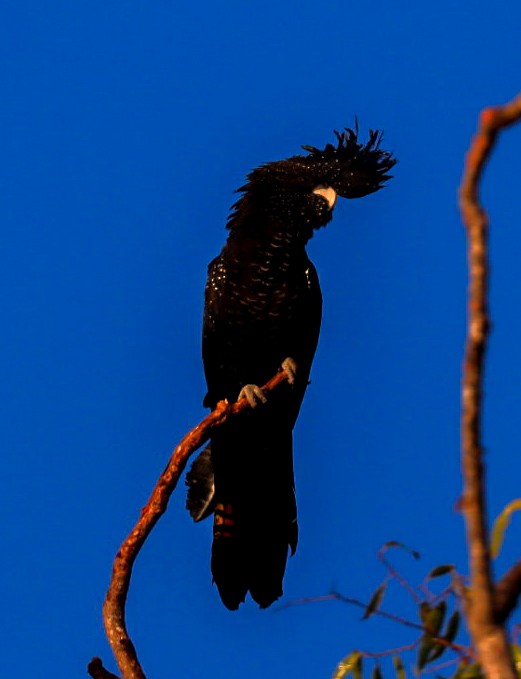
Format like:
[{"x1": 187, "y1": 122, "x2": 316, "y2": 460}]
[{"x1": 186, "y1": 127, "x2": 395, "y2": 610}]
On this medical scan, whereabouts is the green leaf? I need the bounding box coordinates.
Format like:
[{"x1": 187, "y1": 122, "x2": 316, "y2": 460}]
[
  {"x1": 459, "y1": 663, "x2": 483, "y2": 678},
  {"x1": 425, "y1": 601, "x2": 447, "y2": 636},
  {"x1": 428, "y1": 564, "x2": 454, "y2": 579},
  {"x1": 417, "y1": 636, "x2": 435, "y2": 671},
  {"x1": 363, "y1": 584, "x2": 386, "y2": 619},
  {"x1": 427, "y1": 640, "x2": 445, "y2": 664},
  {"x1": 382, "y1": 541, "x2": 421, "y2": 560},
  {"x1": 450, "y1": 664, "x2": 483, "y2": 679},
  {"x1": 428, "y1": 608, "x2": 459, "y2": 664},
  {"x1": 372, "y1": 665, "x2": 383, "y2": 679},
  {"x1": 511, "y1": 644, "x2": 521, "y2": 674},
  {"x1": 332, "y1": 651, "x2": 363, "y2": 679},
  {"x1": 392, "y1": 654, "x2": 407, "y2": 679},
  {"x1": 415, "y1": 602, "x2": 449, "y2": 668},
  {"x1": 443, "y1": 611, "x2": 460, "y2": 645},
  {"x1": 353, "y1": 654, "x2": 363, "y2": 679},
  {"x1": 419, "y1": 602, "x2": 432, "y2": 625},
  {"x1": 490, "y1": 499, "x2": 521, "y2": 559}
]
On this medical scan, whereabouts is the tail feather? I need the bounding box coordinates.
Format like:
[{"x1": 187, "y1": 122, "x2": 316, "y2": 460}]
[
  {"x1": 211, "y1": 500, "x2": 293, "y2": 609},
  {"x1": 211, "y1": 503, "x2": 248, "y2": 610},
  {"x1": 248, "y1": 534, "x2": 289, "y2": 608},
  {"x1": 205, "y1": 412, "x2": 298, "y2": 609}
]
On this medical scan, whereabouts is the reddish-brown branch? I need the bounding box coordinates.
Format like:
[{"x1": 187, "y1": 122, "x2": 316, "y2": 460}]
[
  {"x1": 459, "y1": 91, "x2": 521, "y2": 678},
  {"x1": 88, "y1": 371, "x2": 289, "y2": 679}
]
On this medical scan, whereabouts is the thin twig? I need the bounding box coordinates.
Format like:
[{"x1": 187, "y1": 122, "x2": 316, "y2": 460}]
[
  {"x1": 278, "y1": 591, "x2": 428, "y2": 631},
  {"x1": 88, "y1": 371, "x2": 290, "y2": 679},
  {"x1": 278, "y1": 592, "x2": 472, "y2": 660},
  {"x1": 422, "y1": 656, "x2": 461, "y2": 674},
  {"x1": 459, "y1": 91, "x2": 521, "y2": 678},
  {"x1": 377, "y1": 552, "x2": 422, "y2": 605},
  {"x1": 359, "y1": 641, "x2": 419, "y2": 659}
]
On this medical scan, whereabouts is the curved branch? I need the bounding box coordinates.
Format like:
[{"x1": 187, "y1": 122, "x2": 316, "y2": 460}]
[
  {"x1": 88, "y1": 370, "x2": 290, "y2": 679},
  {"x1": 459, "y1": 91, "x2": 521, "y2": 678}
]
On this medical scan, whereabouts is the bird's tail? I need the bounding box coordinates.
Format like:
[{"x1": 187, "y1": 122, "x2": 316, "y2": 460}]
[
  {"x1": 211, "y1": 499, "x2": 294, "y2": 610},
  {"x1": 247, "y1": 530, "x2": 290, "y2": 609},
  {"x1": 187, "y1": 437, "x2": 297, "y2": 610},
  {"x1": 211, "y1": 502, "x2": 248, "y2": 610}
]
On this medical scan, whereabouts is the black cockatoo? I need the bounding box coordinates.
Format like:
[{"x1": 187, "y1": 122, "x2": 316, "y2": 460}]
[{"x1": 186, "y1": 127, "x2": 395, "y2": 610}]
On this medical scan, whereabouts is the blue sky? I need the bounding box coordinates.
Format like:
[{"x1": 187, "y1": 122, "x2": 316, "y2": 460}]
[{"x1": 2, "y1": 2, "x2": 521, "y2": 677}]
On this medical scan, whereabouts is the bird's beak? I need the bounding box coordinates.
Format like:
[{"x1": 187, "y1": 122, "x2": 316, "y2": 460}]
[{"x1": 312, "y1": 185, "x2": 337, "y2": 209}]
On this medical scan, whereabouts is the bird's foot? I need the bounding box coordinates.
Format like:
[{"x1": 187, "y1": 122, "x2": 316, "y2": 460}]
[
  {"x1": 281, "y1": 357, "x2": 297, "y2": 385},
  {"x1": 238, "y1": 358, "x2": 298, "y2": 407},
  {"x1": 238, "y1": 384, "x2": 268, "y2": 408}
]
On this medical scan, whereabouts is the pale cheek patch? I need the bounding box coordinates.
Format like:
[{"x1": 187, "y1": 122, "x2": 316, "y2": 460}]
[{"x1": 312, "y1": 185, "x2": 337, "y2": 209}]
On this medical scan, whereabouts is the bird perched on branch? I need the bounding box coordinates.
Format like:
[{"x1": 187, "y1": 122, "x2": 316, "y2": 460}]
[{"x1": 186, "y1": 126, "x2": 396, "y2": 610}]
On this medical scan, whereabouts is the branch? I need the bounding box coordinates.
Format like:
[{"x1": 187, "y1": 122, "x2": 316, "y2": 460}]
[
  {"x1": 278, "y1": 592, "x2": 427, "y2": 631},
  {"x1": 459, "y1": 91, "x2": 521, "y2": 678},
  {"x1": 88, "y1": 370, "x2": 290, "y2": 679},
  {"x1": 279, "y1": 592, "x2": 472, "y2": 661}
]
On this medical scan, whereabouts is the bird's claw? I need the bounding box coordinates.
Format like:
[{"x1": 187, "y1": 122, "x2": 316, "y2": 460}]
[
  {"x1": 281, "y1": 357, "x2": 297, "y2": 385},
  {"x1": 238, "y1": 358, "x2": 297, "y2": 407},
  {"x1": 238, "y1": 384, "x2": 268, "y2": 408}
]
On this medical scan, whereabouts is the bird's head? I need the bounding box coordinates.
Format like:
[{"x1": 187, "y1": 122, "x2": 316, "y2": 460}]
[
  {"x1": 302, "y1": 125, "x2": 396, "y2": 200},
  {"x1": 226, "y1": 125, "x2": 395, "y2": 233}
]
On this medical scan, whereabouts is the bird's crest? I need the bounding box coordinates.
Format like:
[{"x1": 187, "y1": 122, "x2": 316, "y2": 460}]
[{"x1": 301, "y1": 125, "x2": 396, "y2": 198}]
